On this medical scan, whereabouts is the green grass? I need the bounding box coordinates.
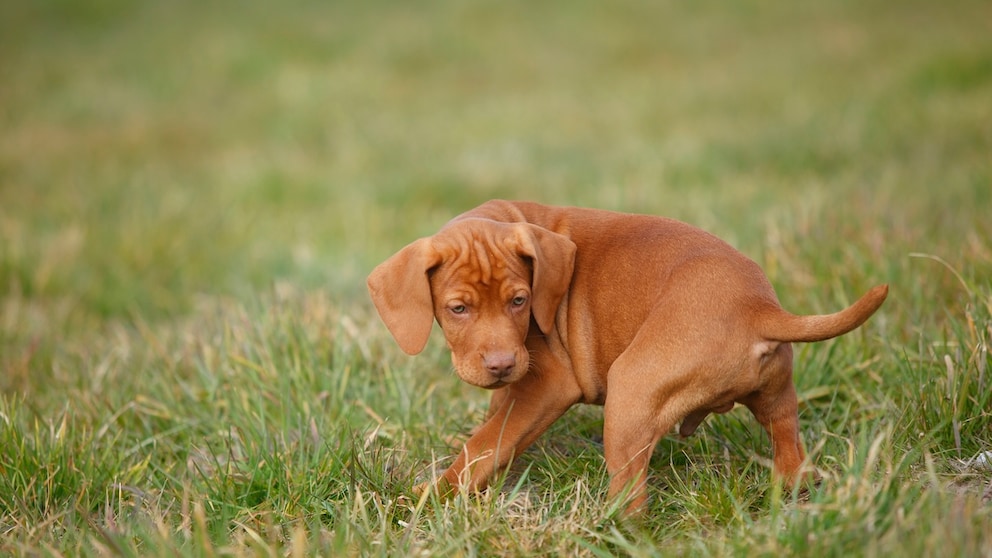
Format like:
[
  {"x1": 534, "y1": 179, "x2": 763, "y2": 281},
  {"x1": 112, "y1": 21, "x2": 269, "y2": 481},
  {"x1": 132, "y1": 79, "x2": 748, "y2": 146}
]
[{"x1": 2, "y1": 0, "x2": 991, "y2": 554}]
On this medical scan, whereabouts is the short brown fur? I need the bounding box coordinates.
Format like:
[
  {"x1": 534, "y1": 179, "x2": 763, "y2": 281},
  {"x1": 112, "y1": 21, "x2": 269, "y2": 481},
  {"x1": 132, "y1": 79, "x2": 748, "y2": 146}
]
[{"x1": 367, "y1": 200, "x2": 888, "y2": 513}]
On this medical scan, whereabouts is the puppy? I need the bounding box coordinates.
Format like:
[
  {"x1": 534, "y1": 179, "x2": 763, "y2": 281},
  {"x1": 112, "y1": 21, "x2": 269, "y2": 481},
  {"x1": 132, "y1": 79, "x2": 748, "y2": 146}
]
[{"x1": 368, "y1": 200, "x2": 887, "y2": 513}]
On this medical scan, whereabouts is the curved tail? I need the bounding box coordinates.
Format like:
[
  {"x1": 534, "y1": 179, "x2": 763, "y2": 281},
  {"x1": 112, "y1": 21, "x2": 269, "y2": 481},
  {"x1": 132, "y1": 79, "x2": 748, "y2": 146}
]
[{"x1": 758, "y1": 284, "x2": 889, "y2": 343}]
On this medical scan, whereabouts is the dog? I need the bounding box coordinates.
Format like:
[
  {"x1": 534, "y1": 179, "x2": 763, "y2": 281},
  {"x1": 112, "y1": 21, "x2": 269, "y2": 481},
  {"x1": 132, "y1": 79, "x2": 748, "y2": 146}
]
[{"x1": 367, "y1": 200, "x2": 887, "y2": 513}]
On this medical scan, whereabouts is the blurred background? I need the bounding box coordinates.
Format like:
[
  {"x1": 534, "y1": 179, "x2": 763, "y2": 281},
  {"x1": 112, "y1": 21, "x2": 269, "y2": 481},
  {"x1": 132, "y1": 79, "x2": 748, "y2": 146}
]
[{"x1": 2, "y1": 0, "x2": 990, "y2": 351}]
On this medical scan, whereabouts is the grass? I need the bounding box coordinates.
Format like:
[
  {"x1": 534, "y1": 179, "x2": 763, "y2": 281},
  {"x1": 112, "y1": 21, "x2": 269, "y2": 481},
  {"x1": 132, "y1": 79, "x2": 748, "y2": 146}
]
[{"x1": 1, "y1": 0, "x2": 991, "y2": 554}]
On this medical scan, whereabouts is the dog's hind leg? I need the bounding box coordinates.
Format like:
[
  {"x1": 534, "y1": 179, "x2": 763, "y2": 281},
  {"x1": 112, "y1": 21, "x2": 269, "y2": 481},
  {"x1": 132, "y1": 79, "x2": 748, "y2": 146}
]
[
  {"x1": 602, "y1": 342, "x2": 697, "y2": 514},
  {"x1": 741, "y1": 343, "x2": 808, "y2": 484}
]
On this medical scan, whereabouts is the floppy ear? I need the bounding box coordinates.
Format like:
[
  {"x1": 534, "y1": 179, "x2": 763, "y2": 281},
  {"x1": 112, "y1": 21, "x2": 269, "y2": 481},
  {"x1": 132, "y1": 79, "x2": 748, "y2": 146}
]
[
  {"x1": 367, "y1": 238, "x2": 442, "y2": 355},
  {"x1": 513, "y1": 224, "x2": 576, "y2": 335}
]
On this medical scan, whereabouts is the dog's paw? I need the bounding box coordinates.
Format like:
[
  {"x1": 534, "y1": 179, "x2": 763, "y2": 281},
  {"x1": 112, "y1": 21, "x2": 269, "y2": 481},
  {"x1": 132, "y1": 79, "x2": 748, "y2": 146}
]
[
  {"x1": 410, "y1": 477, "x2": 456, "y2": 503},
  {"x1": 411, "y1": 480, "x2": 431, "y2": 498}
]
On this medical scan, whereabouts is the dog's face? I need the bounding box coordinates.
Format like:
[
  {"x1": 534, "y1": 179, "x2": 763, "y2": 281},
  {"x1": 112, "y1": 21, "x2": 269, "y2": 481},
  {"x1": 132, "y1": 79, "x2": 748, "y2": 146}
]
[
  {"x1": 429, "y1": 226, "x2": 535, "y2": 388},
  {"x1": 367, "y1": 217, "x2": 576, "y2": 390}
]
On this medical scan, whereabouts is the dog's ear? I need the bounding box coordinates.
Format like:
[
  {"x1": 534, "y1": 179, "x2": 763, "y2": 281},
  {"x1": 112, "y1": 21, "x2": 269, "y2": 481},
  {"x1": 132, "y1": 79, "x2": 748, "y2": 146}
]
[
  {"x1": 514, "y1": 224, "x2": 576, "y2": 335},
  {"x1": 367, "y1": 238, "x2": 441, "y2": 355}
]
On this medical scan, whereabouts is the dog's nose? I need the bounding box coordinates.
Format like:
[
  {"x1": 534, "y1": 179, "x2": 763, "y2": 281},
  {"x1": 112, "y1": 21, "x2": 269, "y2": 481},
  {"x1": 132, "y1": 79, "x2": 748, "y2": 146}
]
[{"x1": 483, "y1": 352, "x2": 516, "y2": 379}]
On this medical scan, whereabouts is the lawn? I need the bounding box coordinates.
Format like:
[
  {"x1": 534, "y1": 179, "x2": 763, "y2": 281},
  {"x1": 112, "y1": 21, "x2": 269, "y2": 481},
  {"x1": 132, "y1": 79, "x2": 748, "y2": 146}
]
[{"x1": 1, "y1": 0, "x2": 991, "y2": 555}]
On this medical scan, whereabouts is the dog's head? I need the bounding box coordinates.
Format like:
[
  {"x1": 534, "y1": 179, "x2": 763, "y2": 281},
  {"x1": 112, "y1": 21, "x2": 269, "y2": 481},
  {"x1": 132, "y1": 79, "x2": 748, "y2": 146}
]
[{"x1": 367, "y1": 218, "x2": 576, "y2": 388}]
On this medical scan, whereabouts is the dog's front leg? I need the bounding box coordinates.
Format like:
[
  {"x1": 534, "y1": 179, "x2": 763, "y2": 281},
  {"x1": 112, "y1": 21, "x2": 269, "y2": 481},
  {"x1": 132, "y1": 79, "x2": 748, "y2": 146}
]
[
  {"x1": 484, "y1": 387, "x2": 510, "y2": 422},
  {"x1": 437, "y1": 377, "x2": 578, "y2": 495}
]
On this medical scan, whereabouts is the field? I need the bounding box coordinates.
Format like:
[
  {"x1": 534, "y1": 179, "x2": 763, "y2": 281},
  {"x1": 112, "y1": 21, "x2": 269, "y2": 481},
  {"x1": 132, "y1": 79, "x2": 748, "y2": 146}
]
[{"x1": 2, "y1": 0, "x2": 991, "y2": 555}]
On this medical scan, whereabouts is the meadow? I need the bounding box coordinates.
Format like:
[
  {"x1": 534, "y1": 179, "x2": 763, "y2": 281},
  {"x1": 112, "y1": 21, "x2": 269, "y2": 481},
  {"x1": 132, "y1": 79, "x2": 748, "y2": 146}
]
[{"x1": 1, "y1": 0, "x2": 991, "y2": 555}]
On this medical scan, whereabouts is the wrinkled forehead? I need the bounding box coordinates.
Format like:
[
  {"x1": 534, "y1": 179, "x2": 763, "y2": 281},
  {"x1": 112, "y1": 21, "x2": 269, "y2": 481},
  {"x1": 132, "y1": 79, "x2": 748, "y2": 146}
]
[{"x1": 430, "y1": 220, "x2": 531, "y2": 286}]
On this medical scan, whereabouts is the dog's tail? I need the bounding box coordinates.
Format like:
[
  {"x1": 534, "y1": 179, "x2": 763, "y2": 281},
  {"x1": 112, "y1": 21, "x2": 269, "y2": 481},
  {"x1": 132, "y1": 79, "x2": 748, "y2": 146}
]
[{"x1": 757, "y1": 284, "x2": 888, "y2": 343}]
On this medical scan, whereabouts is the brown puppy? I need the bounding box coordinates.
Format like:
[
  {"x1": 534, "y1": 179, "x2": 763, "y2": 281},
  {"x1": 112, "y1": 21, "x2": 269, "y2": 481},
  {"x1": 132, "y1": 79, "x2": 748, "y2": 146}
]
[{"x1": 367, "y1": 200, "x2": 887, "y2": 513}]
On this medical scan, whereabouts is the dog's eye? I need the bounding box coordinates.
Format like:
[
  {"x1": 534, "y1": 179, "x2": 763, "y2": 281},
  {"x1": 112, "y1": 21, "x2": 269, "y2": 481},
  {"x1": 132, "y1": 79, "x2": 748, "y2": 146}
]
[
  {"x1": 511, "y1": 296, "x2": 527, "y2": 307},
  {"x1": 450, "y1": 305, "x2": 468, "y2": 315}
]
